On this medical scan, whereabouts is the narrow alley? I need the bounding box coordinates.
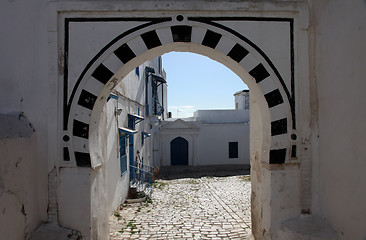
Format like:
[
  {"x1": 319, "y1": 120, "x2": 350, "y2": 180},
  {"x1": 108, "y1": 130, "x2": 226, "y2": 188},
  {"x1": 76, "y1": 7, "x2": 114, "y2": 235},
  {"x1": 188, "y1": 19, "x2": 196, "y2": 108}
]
[{"x1": 109, "y1": 171, "x2": 252, "y2": 239}]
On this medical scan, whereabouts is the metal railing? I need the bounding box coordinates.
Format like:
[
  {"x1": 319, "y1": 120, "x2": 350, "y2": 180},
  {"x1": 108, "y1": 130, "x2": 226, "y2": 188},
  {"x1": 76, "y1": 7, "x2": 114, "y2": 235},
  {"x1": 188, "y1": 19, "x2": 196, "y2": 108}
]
[{"x1": 129, "y1": 161, "x2": 154, "y2": 196}]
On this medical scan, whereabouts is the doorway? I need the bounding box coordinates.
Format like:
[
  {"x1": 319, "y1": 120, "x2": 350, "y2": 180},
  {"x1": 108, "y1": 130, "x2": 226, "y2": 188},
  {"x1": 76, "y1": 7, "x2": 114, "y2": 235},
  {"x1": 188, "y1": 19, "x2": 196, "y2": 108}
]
[
  {"x1": 170, "y1": 136, "x2": 189, "y2": 165},
  {"x1": 56, "y1": 8, "x2": 304, "y2": 239}
]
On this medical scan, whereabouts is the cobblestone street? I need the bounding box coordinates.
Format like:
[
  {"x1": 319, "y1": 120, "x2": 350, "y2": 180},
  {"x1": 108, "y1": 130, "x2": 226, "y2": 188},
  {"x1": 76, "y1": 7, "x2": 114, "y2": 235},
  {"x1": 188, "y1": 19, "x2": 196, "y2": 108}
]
[{"x1": 109, "y1": 173, "x2": 252, "y2": 239}]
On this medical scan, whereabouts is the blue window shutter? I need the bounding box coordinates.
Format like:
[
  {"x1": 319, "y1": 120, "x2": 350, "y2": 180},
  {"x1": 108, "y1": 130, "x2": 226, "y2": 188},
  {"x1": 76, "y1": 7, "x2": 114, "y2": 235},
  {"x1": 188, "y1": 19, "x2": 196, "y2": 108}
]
[{"x1": 119, "y1": 132, "x2": 127, "y2": 175}]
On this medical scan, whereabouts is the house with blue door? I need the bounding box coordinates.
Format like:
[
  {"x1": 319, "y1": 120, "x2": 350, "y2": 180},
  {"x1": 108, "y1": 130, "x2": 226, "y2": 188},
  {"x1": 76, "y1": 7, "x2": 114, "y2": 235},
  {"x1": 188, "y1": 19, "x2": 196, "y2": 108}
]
[
  {"x1": 159, "y1": 90, "x2": 250, "y2": 168},
  {"x1": 98, "y1": 56, "x2": 167, "y2": 215}
]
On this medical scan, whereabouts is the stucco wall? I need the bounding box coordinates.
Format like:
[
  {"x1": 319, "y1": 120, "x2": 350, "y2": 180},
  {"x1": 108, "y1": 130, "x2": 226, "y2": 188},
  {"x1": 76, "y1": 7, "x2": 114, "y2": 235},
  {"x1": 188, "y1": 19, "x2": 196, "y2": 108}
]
[
  {"x1": 160, "y1": 134, "x2": 197, "y2": 166},
  {"x1": 58, "y1": 168, "x2": 91, "y2": 238},
  {"x1": 194, "y1": 109, "x2": 249, "y2": 124},
  {"x1": 54, "y1": 2, "x2": 298, "y2": 238},
  {"x1": 93, "y1": 95, "x2": 130, "y2": 238},
  {"x1": 1, "y1": 1, "x2": 365, "y2": 239},
  {"x1": 0, "y1": 133, "x2": 48, "y2": 240},
  {"x1": 89, "y1": 59, "x2": 162, "y2": 238},
  {"x1": 310, "y1": 0, "x2": 366, "y2": 239},
  {"x1": 197, "y1": 123, "x2": 250, "y2": 166},
  {"x1": 159, "y1": 118, "x2": 249, "y2": 166},
  {"x1": 0, "y1": 0, "x2": 50, "y2": 238},
  {"x1": 58, "y1": 57, "x2": 161, "y2": 238}
]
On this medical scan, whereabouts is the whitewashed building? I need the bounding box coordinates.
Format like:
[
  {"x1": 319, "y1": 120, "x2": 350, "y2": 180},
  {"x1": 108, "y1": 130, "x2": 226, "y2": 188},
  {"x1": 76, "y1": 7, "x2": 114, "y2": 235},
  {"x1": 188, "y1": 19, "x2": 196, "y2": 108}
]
[
  {"x1": 234, "y1": 90, "x2": 250, "y2": 110},
  {"x1": 94, "y1": 56, "x2": 167, "y2": 226},
  {"x1": 1, "y1": 1, "x2": 366, "y2": 240},
  {"x1": 159, "y1": 96, "x2": 250, "y2": 167}
]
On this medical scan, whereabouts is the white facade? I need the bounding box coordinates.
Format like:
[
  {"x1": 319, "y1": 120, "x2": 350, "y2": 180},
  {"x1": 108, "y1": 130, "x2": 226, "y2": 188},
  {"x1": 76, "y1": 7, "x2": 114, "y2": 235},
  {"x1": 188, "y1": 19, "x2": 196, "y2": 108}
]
[
  {"x1": 235, "y1": 90, "x2": 250, "y2": 110},
  {"x1": 89, "y1": 57, "x2": 167, "y2": 239},
  {"x1": 0, "y1": 1, "x2": 365, "y2": 240},
  {"x1": 160, "y1": 109, "x2": 250, "y2": 167},
  {"x1": 55, "y1": 57, "x2": 167, "y2": 239}
]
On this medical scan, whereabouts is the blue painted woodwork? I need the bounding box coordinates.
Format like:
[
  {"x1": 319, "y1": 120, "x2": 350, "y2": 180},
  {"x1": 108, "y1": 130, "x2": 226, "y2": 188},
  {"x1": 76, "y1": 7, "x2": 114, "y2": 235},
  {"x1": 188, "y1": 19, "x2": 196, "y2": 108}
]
[
  {"x1": 128, "y1": 116, "x2": 135, "y2": 180},
  {"x1": 118, "y1": 130, "x2": 127, "y2": 176}
]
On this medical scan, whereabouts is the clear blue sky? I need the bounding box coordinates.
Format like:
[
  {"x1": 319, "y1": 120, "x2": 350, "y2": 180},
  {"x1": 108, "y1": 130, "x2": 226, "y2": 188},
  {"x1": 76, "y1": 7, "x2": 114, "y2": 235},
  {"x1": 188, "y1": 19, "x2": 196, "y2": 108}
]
[{"x1": 162, "y1": 52, "x2": 248, "y2": 118}]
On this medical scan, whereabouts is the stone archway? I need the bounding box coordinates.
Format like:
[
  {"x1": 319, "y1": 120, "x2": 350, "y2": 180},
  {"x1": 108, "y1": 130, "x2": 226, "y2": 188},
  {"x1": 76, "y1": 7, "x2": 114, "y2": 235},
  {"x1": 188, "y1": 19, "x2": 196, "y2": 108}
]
[
  {"x1": 63, "y1": 17, "x2": 294, "y2": 168},
  {"x1": 55, "y1": 6, "x2": 308, "y2": 239}
]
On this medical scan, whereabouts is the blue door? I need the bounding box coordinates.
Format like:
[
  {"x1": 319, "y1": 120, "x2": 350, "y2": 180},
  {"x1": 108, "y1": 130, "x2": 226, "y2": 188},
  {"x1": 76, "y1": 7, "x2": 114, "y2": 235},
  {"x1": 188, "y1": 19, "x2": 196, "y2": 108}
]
[{"x1": 170, "y1": 137, "x2": 188, "y2": 165}]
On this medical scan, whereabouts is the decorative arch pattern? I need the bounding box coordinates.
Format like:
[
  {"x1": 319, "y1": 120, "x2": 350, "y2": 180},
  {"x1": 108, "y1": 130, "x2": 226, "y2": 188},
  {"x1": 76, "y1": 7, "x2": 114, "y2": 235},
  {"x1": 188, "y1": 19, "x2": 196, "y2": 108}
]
[{"x1": 62, "y1": 16, "x2": 296, "y2": 167}]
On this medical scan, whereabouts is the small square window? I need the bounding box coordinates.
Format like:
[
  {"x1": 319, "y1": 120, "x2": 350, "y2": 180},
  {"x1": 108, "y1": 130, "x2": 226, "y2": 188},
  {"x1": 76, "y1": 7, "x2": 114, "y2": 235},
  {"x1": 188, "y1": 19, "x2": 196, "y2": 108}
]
[{"x1": 229, "y1": 142, "x2": 238, "y2": 158}]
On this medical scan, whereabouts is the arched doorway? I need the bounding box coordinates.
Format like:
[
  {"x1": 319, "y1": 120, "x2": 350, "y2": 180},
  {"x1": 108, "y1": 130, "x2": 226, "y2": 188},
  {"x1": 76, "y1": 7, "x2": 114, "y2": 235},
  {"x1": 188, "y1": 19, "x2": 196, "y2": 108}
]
[
  {"x1": 54, "y1": 6, "x2": 308, "y2": 239},
  {"x1": 170, "y1": 137, "x2": 189, "y2": 166}
]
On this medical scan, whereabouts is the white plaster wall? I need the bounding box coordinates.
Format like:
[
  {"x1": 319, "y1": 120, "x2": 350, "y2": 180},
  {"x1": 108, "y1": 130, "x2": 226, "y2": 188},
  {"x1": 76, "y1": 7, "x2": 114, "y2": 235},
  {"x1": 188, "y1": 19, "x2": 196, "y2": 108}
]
[
  {"x1": 58, "y1": 168, "x2": 91, "y2": 239},
  {"x1": 235, "y1": 91, "x2": 250, "y2": 110},
  {"x1": 310, "y1": 1, "x2": 366, "y2": 239},
  {"x1": 0, "y1": 0, "x2": 51, "y2": 238},
  {"x1": 159, "y1": 118, "x2": 249, "y2": 167},
  {"x1": 197, "y1": 123, "x2": 250, "y2": 166},
  {"x1": 159, "y1": 110, "x2": 250, "y2": 166},
  {"x1": 94, "y1": 96, "x2": 129, "y2": 238},
  {"x1": 7, "y1": 1, "x2": 365, "y2": 239},
  {"x1": 160, "y1": 134, "x2": 196, "y2": 166},
  {"x1": 194, "y1": 109, "x2": 250, "y2": 124},
  {"x1": 261, "y1": 165, "x2": 301, "y2": 239},
  {"x1": 90, "y1": 59, "x2": 162, "y2": 238},
  {"x1": 0, "y1": 134, "x2": 48, "y2": 240},
  {"x1": 235, "y1": 94, "x2": 245, "y2": 110},
  {"x1": 249, "y1": 84, "x2": 272, "y2": 239}
]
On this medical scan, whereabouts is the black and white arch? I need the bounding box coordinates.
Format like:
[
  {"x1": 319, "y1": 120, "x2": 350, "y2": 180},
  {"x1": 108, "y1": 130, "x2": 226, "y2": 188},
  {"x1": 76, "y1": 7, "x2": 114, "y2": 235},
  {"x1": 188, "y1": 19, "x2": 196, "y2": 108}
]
[{"x1": 62, "y1": 16, "x2": 296, "y2": 167}]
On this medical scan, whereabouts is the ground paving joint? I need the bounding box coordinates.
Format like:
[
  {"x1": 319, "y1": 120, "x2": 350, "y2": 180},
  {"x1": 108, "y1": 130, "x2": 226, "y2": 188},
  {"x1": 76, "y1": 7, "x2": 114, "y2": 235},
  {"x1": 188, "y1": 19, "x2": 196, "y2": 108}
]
[{"x1": 109, "y1": 174, "x2": 252, "y2": 239}]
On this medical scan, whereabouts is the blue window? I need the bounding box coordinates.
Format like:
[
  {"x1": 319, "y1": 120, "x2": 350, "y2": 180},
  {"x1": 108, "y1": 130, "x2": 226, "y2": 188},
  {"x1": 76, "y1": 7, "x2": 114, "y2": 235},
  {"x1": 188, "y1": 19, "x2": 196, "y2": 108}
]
[
  {"x1": 135, "y1": 67, "x2": 139, "y2": 77},
  {"x1": 119, "y1": 131, "x2": 127, "y2": 176}
]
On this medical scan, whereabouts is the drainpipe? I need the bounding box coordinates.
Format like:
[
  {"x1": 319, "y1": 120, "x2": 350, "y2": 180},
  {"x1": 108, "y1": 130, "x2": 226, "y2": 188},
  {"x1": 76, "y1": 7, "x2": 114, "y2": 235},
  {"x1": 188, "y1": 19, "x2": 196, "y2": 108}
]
[
  {"x1": 161, "y1": 84, "x2": 164, "y2": 120},
  {"x1": 145, "y1": 67, "x2": 155, "y2": 116}
]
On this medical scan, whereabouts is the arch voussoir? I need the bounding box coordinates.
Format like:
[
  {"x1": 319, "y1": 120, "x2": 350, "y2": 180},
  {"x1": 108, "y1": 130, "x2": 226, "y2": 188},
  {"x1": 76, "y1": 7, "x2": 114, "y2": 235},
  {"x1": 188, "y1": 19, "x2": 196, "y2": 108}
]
[{"x1": 66, "y1": 19, "x2": 294, "y2": 168}]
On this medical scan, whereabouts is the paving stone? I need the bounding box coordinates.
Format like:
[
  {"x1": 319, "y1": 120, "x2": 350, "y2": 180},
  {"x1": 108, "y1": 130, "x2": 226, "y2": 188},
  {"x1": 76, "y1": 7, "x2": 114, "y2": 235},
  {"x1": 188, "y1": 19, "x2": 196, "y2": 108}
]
[{"x1": 109, "y1": 174, "x2": 251, "y2": 239}]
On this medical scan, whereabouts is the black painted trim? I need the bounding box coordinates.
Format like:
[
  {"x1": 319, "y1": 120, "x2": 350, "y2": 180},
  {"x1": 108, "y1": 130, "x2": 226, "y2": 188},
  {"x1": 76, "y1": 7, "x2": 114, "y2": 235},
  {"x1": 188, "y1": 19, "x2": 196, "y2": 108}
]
[
  {"x1": 114, "y1": 43, "x2": 136, "y2": 64},
  {"x1": 171, "y1": 26, "x2": 192, "y2": 42},
  {"x1": 249, "y1": 63, "x2": 270, "y2": 83},
  {"x1": 190, "y1": 16, "x2": 294, "y2": 22},
  {"x1": 291, "y1": 145, "x2": 297, "y2": 158},
  {"x1": 141, "y1": 30, "x2": 162, "y2": 49},
  {"x1": 63, "y1": 17, "x2": 171, "y2": 130},
  {"x1": 188, "y1": 16, "x2": 295, "y2": 129},
  {"x1": 289, "y1": 20, "x2": 296, "y2": 129},
  {"x1": 264, "y1": 89, "x2": 284, "y2": 108},
  {"x1": 269, "y1": 149, "x2": 286, "y2": 164},
  {"x1": 74, "y1": 152, "x2": 91, "y2": 167},
  {"x1": 64, "y1": 20, "x2": 70, "y2": 130},
  {"x1": 63, "y1": 147, "x2": 70, "y2": 161},
  {"x1": 73, "y1": 120, "x2": 89, "y2": 139},
  {"x1": 202, "y1": 30, "x2": 222, "y2": 49},
  {"x1": 78, "y1": 90, "x2": 97, "y2": 110},
  {"x1": 227, "y1": 44, "x2": 249, "y2": 63},
  {"x1": 91, "y1": 64, "x2": 114, "y2": 85},
  {"x1": 271, "y1": 118, "x2": 288, "y2": 136}
]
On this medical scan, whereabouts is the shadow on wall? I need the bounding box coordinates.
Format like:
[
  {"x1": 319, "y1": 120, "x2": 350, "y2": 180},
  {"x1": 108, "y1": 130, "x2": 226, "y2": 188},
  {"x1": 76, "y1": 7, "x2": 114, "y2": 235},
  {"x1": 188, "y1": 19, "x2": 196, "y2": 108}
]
[{"x1": 158, "y1": 164, "x2": 250, "y2": 180}]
